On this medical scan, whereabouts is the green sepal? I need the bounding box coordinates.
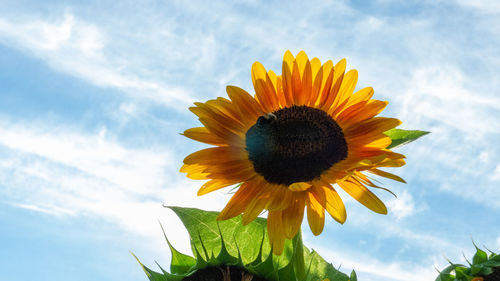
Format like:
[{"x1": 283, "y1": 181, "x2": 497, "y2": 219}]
[
  {"x1": 160, "y1": 224, "x2": 197, "y2": 274},
  {"x1": 133, "y1": 253, "x2": 182, "y2": 281},
  {"x1": 472, "y1": 244, "x2": 488, "y2": 265},
  {"x1": 215, "y1": 223, "x2": 239, "y2": 265},
  {"x1": 349, "y1": 269, "x2": 358, "y2": 281},
  {"x1": 435, "y1": 264, "x2": 458, "y2": 281},
  {"x1": 385, "y1": 128, "x2": 429, "y2": 149},
  {"x1": 277, "y1": 259, "x2": 297, "y2": 281}
]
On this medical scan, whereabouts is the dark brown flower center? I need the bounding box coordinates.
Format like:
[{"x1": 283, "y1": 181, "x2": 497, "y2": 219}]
[{"x1": 245, "y1": 105, "x2": 348, "y2": 186}]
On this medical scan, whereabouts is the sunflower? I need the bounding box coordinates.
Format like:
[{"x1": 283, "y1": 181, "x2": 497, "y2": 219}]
[{"x1": 181, "y1": 50, "x2": 406, "y2": 255}]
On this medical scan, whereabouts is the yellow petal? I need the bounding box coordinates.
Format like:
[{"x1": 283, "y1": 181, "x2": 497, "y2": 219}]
[
  {"x1": 367, "y1": 168, "x2": 406, "y2": 183},
  {"x1": 182, "y1": 127, "x2": 227, "y2": 146},
  {"x1": 310, "y1": 57, "x2": 322, "y2": 78},
  {"x1": 288, "y1": 182, "x2": 312, "y2": 192},
  {"x1": 337, "y1": 178, "x2": 387, "y2": 214},
  {"x1": 198, "y1": 179, "x2": 239, "y2": 195},
  {"x1": 345, "y1": 86, "x2": 374, "y2": 108},
  {"x1": 183, "y1": 147, "x2": 247, "y2": 165},
  {"x1": 218, "y1": 182, "x2": 258, "y2": 220},
  {"x1": 291, "y1": 60, "x2": 303, "y2": 105},
  {"x1": 306, "y1": 192, "x2": 325, "y2": 235},
  {"x1": 226, "y1": 85, "x2": 263, "y2": 119},
  {"x1": 267, "y1": 210, "x2": 286, "y2": 255},
  {"x1": 282, "y1": 60, "x2": 294, "y2": 106},
  {"x1": 281, "y1": 195, "x2": 305, "y2": 239},
  {"x1": 190, "y1": 102, "x2": 245, "y2": 134},
  {"x1": 345, "y1": 117, "x2": 401, "y2": 140},
  {"x1": 319, "y1": 181, "x2": 347, "y2": 223},
  {"x1": 329, "y1": 69, "x2": 358, "y2": 115},
  {"x1": 180, "y1": 164, "x2": 209, "y2": 180},
  {"x1": 308, "y1": 65, "x2": 323, "y2": 106},
  {"x1": 300, "y1": 59, "x2": 313, "y2": 105}
]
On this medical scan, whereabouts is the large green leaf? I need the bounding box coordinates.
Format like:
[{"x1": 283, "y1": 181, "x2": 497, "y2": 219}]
[
  {"x1": 167, "y1": 206, "x2": 350, "y2": 281},
  {"x1": 167, "y1": 206, "x2": 293, "y2": 266},
  {"x1": 385, "y1": 129, "x2": 429, "y2": 149}
]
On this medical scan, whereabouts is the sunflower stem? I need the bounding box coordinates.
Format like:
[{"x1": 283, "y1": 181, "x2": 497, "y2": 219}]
[{"x1": 292, "y1": 229, "x2": 306, "y2": 281}]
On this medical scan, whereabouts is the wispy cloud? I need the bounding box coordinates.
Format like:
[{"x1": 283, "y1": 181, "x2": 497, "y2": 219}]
[
  {"x1": 386, "y1": 190, "x2": 418, "y2": 221},
  {"x1": 0, "y1": 117, "x2": 229, "y2": 256},
  {"x1": 307, "y1": 240, "x2": 437, "y2": 281},
  {"x1": 397, "y1": 64, "x2": 500, "y2": 208},
  {"x1": 0, "y1": 119, "x2": 173, "y2": 193},
  {"x1": 0, "y1": 14, "x2": 194, "y2": 108}
]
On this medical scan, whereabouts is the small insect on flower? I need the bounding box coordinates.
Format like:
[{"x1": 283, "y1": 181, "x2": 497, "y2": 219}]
[{"x1": 182, "y1": 50, "x2": 406, "y2": 255}]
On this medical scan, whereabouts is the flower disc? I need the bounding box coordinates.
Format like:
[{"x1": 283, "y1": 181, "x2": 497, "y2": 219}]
[{"x1": 246, "y1": 105, "x2": 348, "y2": 186}]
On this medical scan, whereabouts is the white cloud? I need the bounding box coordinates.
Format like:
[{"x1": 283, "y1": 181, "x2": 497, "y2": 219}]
[
  {"x1": 0, "y1": 121, "x2": 173, "y2": 194},
  {"x1": 307, "y1": 241, "x2": 437, "y2": 281},
  {"x1": 491, "y1": 164, "x2": 500, "y2": 181},
  {"x1": 456, "y1": 0, "x2": 500, "y2": 13},
  {"x1": 397, "y1": 65, "x2": 500, "y2": 207},
  {"x1": 0, "y1": 118, "x2": 230, "y2": 256},
  {"x1": 386, "y1": 190, "x2": 417, "y2": 221},
  {"x1": 0, "y1": 14, "x2": 193, "y2": 108}
]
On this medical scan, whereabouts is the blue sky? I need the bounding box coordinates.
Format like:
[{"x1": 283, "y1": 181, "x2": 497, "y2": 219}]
[{"x1": 1, "y1": 1, "x2": 500, "y2": 280}]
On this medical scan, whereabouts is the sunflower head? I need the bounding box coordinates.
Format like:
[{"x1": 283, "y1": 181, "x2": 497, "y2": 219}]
[
  {"x1": 435, "y1": 244, "x2": 500, "y2": 281},
  {"x1": 182, "y1": 50, "x2": 407, "y2": 255},
  {"x1": 135, "y1": 207, "x2": 352, "y2": 281}
]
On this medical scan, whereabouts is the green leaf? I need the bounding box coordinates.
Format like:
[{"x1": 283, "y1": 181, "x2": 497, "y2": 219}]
[{"x1": 385, "y1": 129, "x2": 429, "y2": 149}]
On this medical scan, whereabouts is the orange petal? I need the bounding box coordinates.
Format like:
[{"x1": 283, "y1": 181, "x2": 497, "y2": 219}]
[
  {"x1": 281, "y1": 195, "x2": 305, "y2": 239},
  {"x1": 266, "y1": 185, "x2": 293, "y2": 211},
  {"x1": 218, "y1": 182, "x2": 258, "y2": 220},
  {"x1": 242, "y1": 182, "x2": 271, "y2": 225}
]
